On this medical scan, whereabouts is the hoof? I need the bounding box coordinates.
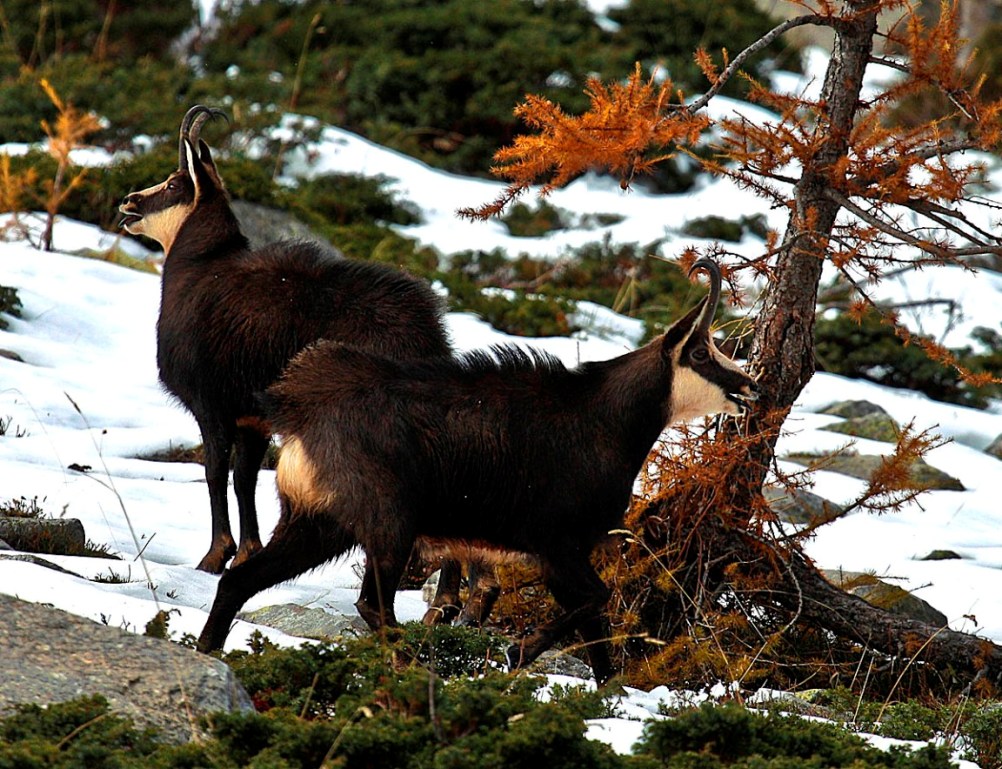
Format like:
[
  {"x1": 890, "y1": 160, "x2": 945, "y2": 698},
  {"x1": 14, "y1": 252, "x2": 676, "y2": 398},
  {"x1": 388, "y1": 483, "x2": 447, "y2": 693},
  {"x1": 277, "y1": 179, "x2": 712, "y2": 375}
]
[
  {"x1": 196, "y1": 547, "x2": 235, "y2": 574},
  {"x1": 196, "y1": 554, "x2": 228, "y2": 574},
  {"x1": 422, "y1": 603, "x2": 460, "y2": 626},
  {"x1": 230, "y1": 540, "x2": 262, "y2": 569}
]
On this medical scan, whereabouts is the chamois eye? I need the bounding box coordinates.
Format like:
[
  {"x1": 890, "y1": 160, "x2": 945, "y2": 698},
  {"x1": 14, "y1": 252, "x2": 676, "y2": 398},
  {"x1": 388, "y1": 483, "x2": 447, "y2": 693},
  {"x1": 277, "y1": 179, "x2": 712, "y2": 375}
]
[{"x1": 690, "y1": 346, "x2": 709, "y2": 364}]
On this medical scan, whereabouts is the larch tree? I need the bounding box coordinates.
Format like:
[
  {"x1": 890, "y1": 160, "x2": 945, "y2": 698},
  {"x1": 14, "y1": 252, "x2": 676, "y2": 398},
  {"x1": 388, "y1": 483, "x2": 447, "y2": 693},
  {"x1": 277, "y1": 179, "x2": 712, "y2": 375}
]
[{"x1": 463, "y1": 0, "x2": 1002, "y2": 694}]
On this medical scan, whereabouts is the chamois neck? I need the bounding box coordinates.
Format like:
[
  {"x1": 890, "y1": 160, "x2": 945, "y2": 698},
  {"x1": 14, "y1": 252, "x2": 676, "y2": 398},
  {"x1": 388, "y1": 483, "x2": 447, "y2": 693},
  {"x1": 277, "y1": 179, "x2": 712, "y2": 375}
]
[
  {"x1": 594, "y1": 342, "x2": 672, "y2": 432},
  {"x1": 166, "y1": 199, "x2": 248, "y2": 261}
]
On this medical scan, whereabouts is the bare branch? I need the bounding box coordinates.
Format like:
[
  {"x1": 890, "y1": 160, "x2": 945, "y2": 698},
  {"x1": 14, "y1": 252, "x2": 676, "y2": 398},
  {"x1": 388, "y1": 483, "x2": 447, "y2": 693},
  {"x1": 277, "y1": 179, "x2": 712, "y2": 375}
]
[
  {"x1": 824, "y1": 187, "x2": 958, "y2": 259},
  {"x1": 899, "y1": 198, "x2": 1002, "y2": 247},
  {"x1": 675, "y1": 14, "x2": 830, "y2": 118}
]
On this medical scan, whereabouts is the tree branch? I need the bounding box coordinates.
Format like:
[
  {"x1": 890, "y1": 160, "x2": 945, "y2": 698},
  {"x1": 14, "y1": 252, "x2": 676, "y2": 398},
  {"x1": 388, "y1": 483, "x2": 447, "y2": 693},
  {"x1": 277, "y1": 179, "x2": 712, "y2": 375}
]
[
  {"x1": 675, "y1": 14, "x2": 830, "y2": 118},
  {"x1": 824, "y1": 187, "x2": 957, "y2": 259}
]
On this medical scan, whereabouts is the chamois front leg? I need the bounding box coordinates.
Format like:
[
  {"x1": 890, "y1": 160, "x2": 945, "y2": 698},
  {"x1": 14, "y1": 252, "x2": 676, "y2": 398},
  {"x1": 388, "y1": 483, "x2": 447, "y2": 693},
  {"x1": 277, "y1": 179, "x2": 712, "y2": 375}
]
[
  {"x1": 230, "y1": 424, "x2": 270, "y2": 567},
  {"x1": 457, "y1": 555, "x2": 501, "y2": 627},
  {"x1": 355, "y1": 539, "x2": 413, "y2": 631},
  {"x1": 196, "y1": 420, "x2": 236, "y2": 574}
]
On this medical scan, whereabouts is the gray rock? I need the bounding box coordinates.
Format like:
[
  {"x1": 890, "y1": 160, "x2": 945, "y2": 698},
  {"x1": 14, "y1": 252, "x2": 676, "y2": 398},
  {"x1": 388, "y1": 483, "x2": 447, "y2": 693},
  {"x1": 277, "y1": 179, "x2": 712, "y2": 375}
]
[
  {"x1": 0, "y1": 594, "x2": 252, "y2": 744},
  {"x1": 0, "y1": 349, "x2": 23, "y2": 362},
  {"x1": 0, "y1": 552, "x2": 86, "y2": 576},
  {"x1": 819, "y1": 400, "x2": 890, "y2": 419},
  {"x1": 822, "y1": 413, "x2": 901, "y2": 443},
  {"x1": 238, "y1": 603, "x2": 369, "y2": 641},
  {"x1": 0, "y1": 516, "x2": 86, "y2": 555},
  {"x1": 783, "y1": 453, "x2": 965, "y2": 491},
  {"x1": 919, "y1": 550, "x2": 963, "y2": 561},
  {"x1": 822, "y1": 570, "x2": 948, "y2": 627},
  {"x1": 526, "y1": 649, "x2": 595, "y2": 680},
  {"x1": 764, "y1": 486, "x2": 845, "y2": 526},
  {"x1": 986, "y1": 434, "x2": 1002, "y2": 460},
  {"x1": 230, "y1": 200, "x2": 341, "y2": 254},
  {"x1": 0, "y1": 538, "x2": 11, "y2": 550}
]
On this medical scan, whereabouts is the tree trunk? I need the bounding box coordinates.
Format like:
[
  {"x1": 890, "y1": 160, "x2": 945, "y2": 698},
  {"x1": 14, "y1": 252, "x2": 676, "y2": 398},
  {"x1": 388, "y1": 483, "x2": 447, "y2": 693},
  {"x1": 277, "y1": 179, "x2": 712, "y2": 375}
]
[
  {"x1": 722, "y1": 1, "x2": 883, "y2": 521},
  {"x1": 751, "y1": 0, "x2": 879, "y2": 413},
  {"x1": 687, "y1": 508, "x2": 1002, "y2": 690}
]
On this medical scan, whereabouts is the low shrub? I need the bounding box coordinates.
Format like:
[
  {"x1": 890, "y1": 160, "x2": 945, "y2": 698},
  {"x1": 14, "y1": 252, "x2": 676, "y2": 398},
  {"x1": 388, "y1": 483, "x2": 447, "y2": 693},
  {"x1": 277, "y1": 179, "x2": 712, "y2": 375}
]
[
  {"x1": 501, "y1": 200, "x2": 571, "y2": 237},
  {"x1": 637, "y1": 702, "x2": 956, "y2": 768},
  {"x1": 815, "y1": 311, "x2": 1002, "y2": 408},
  {"x1": 0, "y1": 284, "x2": 22, "y2": 328}
]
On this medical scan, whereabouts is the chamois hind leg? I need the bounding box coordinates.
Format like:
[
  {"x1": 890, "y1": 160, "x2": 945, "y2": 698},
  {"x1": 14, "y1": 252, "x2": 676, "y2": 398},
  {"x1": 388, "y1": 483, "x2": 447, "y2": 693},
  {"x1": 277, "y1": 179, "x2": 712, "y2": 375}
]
[
  {"x1": 197, "y1": 499, "x2": 353, "y2": 652},
  {"x1": 457, "y1": 555, "x2": 500, "y2": 627},
  {"x1": 422, "y1": 558, "x2": 463, "y2": 625},
  {"x1": 506, "y1": 555, "x2": 613, "y2": 685},
  {"x1": 196, "y1": 418, "x2": 236, "y2": 574},
  {"x1": 230, "y1": 422, "x2": 271, "y2": 567}
]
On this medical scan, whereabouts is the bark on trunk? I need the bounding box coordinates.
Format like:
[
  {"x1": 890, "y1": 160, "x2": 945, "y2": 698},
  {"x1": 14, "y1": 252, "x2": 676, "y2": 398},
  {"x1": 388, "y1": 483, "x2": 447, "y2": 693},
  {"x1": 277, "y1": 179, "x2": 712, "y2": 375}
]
[{"x1": 725, "y1": 0, "x2": 883, "y2": 520}]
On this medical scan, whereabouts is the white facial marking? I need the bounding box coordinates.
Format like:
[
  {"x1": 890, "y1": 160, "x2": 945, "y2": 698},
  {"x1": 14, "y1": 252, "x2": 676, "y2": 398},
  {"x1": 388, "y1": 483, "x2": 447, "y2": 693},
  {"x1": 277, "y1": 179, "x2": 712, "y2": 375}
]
[
  {"x1": 670, "y1": 365, "x2": 739, "y2": 422},
  {"x1": 136, "y1": 203, "x2": 193, "y2": 252}
]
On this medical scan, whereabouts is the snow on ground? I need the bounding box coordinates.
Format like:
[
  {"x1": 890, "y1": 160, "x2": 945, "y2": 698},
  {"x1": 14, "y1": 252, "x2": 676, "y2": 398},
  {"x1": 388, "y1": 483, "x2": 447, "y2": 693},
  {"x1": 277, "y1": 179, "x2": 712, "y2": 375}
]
[{"x1": 1, "y1": 108, "x2": 999, "y2": 764}]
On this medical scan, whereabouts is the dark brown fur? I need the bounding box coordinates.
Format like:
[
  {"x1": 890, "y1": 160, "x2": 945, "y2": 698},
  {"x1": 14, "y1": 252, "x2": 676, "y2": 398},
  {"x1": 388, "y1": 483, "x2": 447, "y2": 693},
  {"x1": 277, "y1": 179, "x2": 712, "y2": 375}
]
[
  {"x1": 197, "y1": 265, "x2": 757, "y2": 683},
  {"x1": 120, "y1": 108, "x2": 452, "y2": 573}
]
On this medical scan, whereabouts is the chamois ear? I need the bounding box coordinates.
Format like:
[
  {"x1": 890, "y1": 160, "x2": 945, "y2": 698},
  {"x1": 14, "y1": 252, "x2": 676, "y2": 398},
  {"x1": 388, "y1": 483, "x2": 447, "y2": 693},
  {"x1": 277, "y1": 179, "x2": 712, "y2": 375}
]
[
  {"x1": 183, "y1": 138, "x2": 215, "y2": 199},
  {"x1": 661, "y1": 297, "x2": 705, "y2": 356},
  {"x1": 197, "y1": 139, "x2": 226, "y2": 190}
]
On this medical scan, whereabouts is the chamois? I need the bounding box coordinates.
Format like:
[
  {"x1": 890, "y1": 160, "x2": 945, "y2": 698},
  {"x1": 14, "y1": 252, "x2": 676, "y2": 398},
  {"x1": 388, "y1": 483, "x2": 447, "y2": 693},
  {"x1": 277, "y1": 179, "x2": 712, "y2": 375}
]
[
  {"x1": 197, "y1": 258, "x2": 758, "y2": 684},
  {"x1": 118, "y1": 105, "x2": 453, "y2": 573}
]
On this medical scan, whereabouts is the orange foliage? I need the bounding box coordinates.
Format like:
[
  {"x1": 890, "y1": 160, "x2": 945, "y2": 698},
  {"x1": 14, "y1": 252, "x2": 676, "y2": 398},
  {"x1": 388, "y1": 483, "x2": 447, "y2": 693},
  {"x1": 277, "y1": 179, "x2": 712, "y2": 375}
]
[{"x1": 459, "y1": 64, "x2": 710, "y2": 220}]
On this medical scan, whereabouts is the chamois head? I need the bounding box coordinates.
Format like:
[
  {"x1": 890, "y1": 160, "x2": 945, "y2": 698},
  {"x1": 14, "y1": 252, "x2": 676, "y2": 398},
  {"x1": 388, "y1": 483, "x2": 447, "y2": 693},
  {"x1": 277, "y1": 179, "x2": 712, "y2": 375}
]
[
  {"x1": 118, "y1": 105, "x2": 228, "y2": 252},
  {"x1": 663, "y1": 258, "x2": 758, "y2": 422}
]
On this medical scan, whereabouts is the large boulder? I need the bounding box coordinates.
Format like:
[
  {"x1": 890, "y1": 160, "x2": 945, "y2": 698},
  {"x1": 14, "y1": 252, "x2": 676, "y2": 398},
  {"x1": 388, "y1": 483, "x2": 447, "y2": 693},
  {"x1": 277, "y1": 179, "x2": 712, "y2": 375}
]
[
  {"x1": 764, "y1": 486, "x2": 845, "y2": 526},
  {"x1": 986, "y1": 434, "x2": 1002, "y2": 461},
  {"x1": 822, "y1": 413, "x2": 902, "y2": 443},
  {"x1": 783, "y1": 452, "x2": 965, "y2": 491},
  {"x1": 230, "y1": 200, "x2": 340, "y2": 253},
  {"x1": 0, "y1": 516, "x2": 85, "y2": 555},
  {"x1": 819, "y1": 400, "x2": 890, "y2": 419},
  {"x1": 0, "y1": 594, "x2": 252, "y2": 744},
  {"x1": 821, "y1": 570, "x2": 948, "y2": 627}
]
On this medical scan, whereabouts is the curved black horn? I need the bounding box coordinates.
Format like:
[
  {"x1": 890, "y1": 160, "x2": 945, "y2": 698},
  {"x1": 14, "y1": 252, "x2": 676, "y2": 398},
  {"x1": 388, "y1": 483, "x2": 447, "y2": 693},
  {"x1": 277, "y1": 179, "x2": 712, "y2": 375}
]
[
  {"x1": 178, "y1": 105, "x2": 229, "y2": 169},
  {"x1": 688, "y1": 257, "x2": 722, "y2": 335}
]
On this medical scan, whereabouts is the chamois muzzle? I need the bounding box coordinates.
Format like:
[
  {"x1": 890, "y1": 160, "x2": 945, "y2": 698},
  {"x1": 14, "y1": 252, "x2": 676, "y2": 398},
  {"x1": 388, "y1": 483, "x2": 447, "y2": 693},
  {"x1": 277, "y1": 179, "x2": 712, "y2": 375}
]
[
  {"x1": 725, "y1": 378, "x2": 760, "y2": 411},
  {"x1": 118, "y1": 192, "x2": 142, "y2": 229}
]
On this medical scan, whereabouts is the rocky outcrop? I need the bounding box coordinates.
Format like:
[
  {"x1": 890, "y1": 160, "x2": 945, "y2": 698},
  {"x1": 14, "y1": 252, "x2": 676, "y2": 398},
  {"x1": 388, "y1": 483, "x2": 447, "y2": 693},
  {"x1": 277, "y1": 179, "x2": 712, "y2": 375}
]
[
  {"x1": 783, "y1": 452, "x2": 965, "y2": 491},
  {"x1": 822, "y1": 413, "x2": 902, "y2": 443},
  {"x1": 821, "y1": 570, "x2": 948, "y2": 627},
  {"x1": 238, "y1": 603, "x2": 368, "y2": 641},
  {"x1": 0, "y1": 594, "x2": 252, "y2": 744}
]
